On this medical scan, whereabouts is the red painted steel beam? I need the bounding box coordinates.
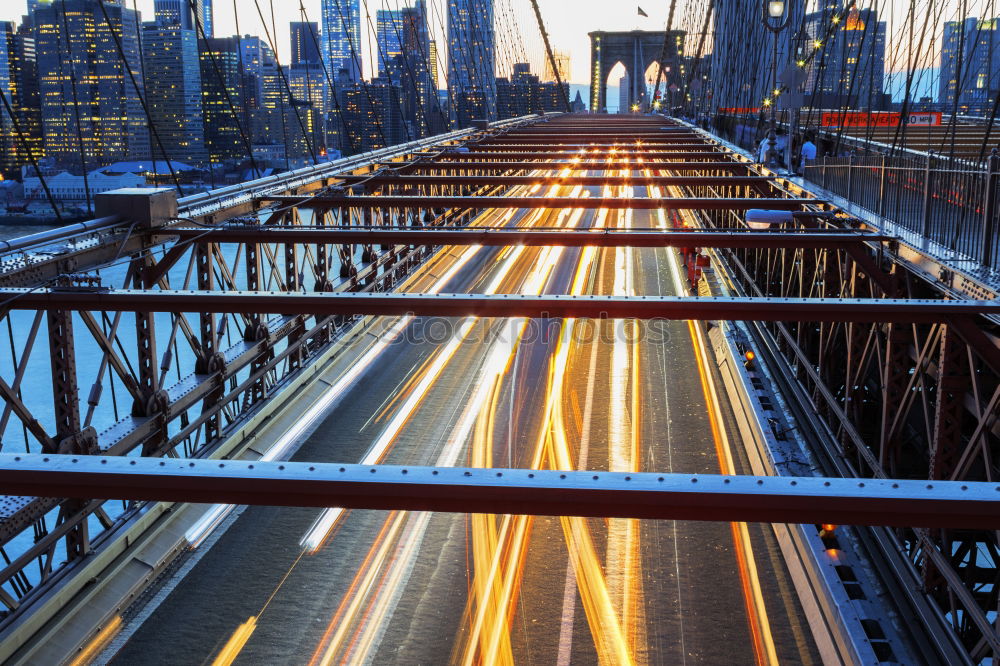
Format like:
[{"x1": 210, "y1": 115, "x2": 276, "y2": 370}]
[
  {"x1": 432, "y1": 151, "x2": 725, "y2": 160},
  {"x1": 161, "y1": 228, "x2": 890, "y2": 249},
  {"x1": 398, "y1": 161, "x2": 751, "y2": 172},
  {"x1": 3, "y1": 291, "x2": 997, "y2": 323},
  {"x1": 336, "y1": 175, "x2": 770, "y2": 187},
  {"x1": 470, "y1": 141, "x2": 710, "y2": 148},
  {"x1": 2, "y1": 455, "x2": 1000, "y2": 529},
  {"x1": 257, "y1": 196, "x2": 808, "y2": 210}
]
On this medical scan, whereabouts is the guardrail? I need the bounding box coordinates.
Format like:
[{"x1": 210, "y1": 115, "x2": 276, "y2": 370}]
[
  {"x1": 805, "y1": 149, "x2": 1000, "y2": 269},
  {"x1": 705, "y1": 115, "x2": 1000, "y2": 272}
]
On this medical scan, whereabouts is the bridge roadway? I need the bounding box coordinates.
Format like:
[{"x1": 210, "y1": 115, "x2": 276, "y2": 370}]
[{"x1": 106, "y1": 157, "x2": 819, "y2": 663}]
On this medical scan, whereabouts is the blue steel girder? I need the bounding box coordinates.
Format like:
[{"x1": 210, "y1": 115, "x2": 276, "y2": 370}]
[
  {"x1": 1, "y1": 290, "x2": 999, "y2": 324},
  {"x1": 0, "y1": 454, "x2": 999, "y2": 529}
]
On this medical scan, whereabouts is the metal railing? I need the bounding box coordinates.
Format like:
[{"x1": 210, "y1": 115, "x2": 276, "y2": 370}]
[
  {"x1": 805, "y1": 149, "x2": 1000, "y2": 270},
  {"x1": 705, "y1": 115, "x2": 1000, "y2": 270}
]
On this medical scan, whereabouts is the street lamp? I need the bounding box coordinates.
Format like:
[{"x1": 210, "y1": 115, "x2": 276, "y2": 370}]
[
  {"x1": 786, "y1": 26, "x2": 810, "y2": 172},
  {"x1": 762, "y1": 0, "x2": 792, "y2": 167}
]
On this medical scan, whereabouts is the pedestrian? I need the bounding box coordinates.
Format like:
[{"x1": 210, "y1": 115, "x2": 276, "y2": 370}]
[{"x1": 800, "y1": 132, "x2": 817, "y2": 172}]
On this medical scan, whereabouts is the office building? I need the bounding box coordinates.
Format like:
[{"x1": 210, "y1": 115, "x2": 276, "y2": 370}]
[
  {"x1": 290, "y1": 22, "x2": 321, "y2": 67},
  {"x1": 429, "y1": 40, "x2": 439, "y2": 89},
  {"x1": 338, "y1": 75, "x2": 406, "y2": 153},
  {"x1": 383, "y1": 1, "x2": 441, "y2": 136},
  {"x1": 142, "y1": 23, "x2": 207, "y2": 166},
  {"x1": 376, "y1": 9, "x2": 404, "y2": 78},
  {"x1": 321, "y1": 0, "x2": 361, "y2": 83},
  {"x1": 543, "y1": 50, "x2": 570, "y2": 82},
  {"x1": 940, "y1": 17, "x2": 1000, "y2": 114},
  {"x1": 154, "y1": 0, "x2": 211, "y2": 35},
  {"x1": 0, "y1": 20, "x2": 43, "y2": 177},
  {"x1": 496, "y1": 63, "x2": 567, "y2": 119},
  {"x1": 33, "y1": 0, "x2": 150, "y2": 169},
  {"x1": 199, "y1": 36, "x2": 247, "y2": 163},
  {"x1": 804, "y1": 5, "x2": 887, "y2": 109},
  {"x1": 448, "y1": 0, "x2": 496, "y2": 124},
  {"x1": 710, "y1": 1, "x2": 805, "y2": 111}
]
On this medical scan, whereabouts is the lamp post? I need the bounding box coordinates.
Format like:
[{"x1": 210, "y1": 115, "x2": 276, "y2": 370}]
[
  {"x1": 786, "y1": 26, "x2": 809, "y2": 173},
  {"x1": 762, "y1": 0, "x2": 792, "y2": 167}
]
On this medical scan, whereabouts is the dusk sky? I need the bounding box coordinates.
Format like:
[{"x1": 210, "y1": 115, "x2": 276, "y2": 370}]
[
  {"x1": 0, "y1": 1, "x2": 987, "y2": 87},
  {"x1": 0, "y1": 1, "x2": 673, "y2": 84}
]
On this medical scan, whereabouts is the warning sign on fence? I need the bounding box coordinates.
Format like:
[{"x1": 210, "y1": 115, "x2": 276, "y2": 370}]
[{"x1": 821, "y1": 111, "x2": 942, "y2": 127}]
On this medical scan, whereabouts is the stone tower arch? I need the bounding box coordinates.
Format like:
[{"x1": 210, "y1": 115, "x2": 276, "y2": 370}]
[{"x1": 589, "y1": 30, "x2": 685, "y2": 112}]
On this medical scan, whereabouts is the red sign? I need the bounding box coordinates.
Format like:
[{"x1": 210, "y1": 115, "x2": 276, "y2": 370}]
[
  {"x1": 718, "y1": 107, "x2": 761, "y2": 114},
  {"x1": 821, "y1": 111, "x2": 943, "y2": 127}
]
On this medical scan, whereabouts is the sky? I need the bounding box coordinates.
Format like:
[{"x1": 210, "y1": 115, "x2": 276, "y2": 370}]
[
  {"x1": 0, "y1": 0, "x2": 986, "y2": 90},
  {"x1": 0, "y1": 0, "x2": 670, "y2": 84}
]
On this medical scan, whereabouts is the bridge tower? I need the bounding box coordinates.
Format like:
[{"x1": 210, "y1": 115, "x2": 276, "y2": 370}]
[{"x1": 588, "y1": 30, "x2": 684, "y2": 112}]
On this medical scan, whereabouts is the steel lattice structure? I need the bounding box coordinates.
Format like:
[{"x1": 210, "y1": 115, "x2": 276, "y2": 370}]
[{"x1": 0, "y1": 113, "x2": 998, "y2": 662}]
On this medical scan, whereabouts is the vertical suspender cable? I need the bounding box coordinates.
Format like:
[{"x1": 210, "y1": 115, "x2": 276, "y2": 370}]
[{"x1": 528, "y1": 0, "x2": 570, "y2": 112}]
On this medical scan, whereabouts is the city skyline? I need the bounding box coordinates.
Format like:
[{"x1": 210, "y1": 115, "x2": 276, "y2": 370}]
[
  {"x1": 3, "y1": 1, "x2": 998, "y2": 87},
  {"x1": 0, "y1": 0, "x2": 666, "y2": 85}
]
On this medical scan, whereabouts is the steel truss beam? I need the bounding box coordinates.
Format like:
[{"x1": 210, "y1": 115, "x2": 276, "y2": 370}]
[
  {"x1": 3, "y1": 291, "x2": 998, "y2": 322},
  {"x1": 1, "y1": 455, "x2": 999, "y2": 529},
  {"x1": 259, "y1": 195, "x2": 810, "y2": 210},
  {"x1": 395, "y1": 161, "x2": 753, "y2": 172},
  {"x1": 162, "y1": 228, "x2": 890, "y2": 249},
  {"x1": 337, "y1": 175, "x2": 770, "y2": 187},
  {"x1": 430, "y1": 151, "x2": 726, "y2": 160},
  {"x1": 468, "y1": 141, "x2": 709, "y2": 149}
]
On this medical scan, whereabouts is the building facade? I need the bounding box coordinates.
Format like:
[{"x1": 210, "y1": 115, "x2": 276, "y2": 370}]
[
  {"x1": 940, "y1": 17, "x2": 1000, "y2": 114},
  {"x1": 804, "y1": 5, "x2": 887, "y2": 109},
  {"x1": 0, "y1": 21, "x2": 43, "y2": 176},
  {"x1": 153, "y1": 0, "x2": 210, "y2": 34},
  {"x1": 142, "y1": 23, "x2": 207, "y2": 166},
  {"x1": 710, "y1": 1, "x2": 805, "y2": 111},
  {"x1": 199, "y1": 36, "x2": 247, "y2": 163},
  {"x1": 376, "y1": 9, "x2": 404, "y2": 78},
  {"x1": 338, "y1": 77, "x2": 406, "y2": 153},
  {"x1": 496, "y1": 62, "x2": 568, "y2": 119},
  {"x1": 33, "y1": 0, "x2": 150, "y2": 169},
  {"x1": 448, "y1": 0, "x2": 496, "y2": 124},
  {"x1": 290, "y1": 21, "x2": 321, "y2": 67},
  {"x1": 321, "y1": 0, "x2": 361, "y2": 83}
]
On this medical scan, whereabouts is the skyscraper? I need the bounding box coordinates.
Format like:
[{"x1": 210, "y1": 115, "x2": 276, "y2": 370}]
[
  {"x1": 543, "y1": 50, "x2": 570, "y2": 83},
  {"x1": 142, "y1": 22, "x2": 207, "y2": 165},
  {"x1": 0, "y1": 20, "x2": 43, "y2": 176},
  {"x1": 201, "y1": 0, "x2": 213, "y2": 38},
  {"x1": 321, "y1": 0, "x2": 361, "y2": 83},
  {"x1": 710, "y1": 1, "x2": 805, "y2": 111},
  {"x1": 33, "y1": 0, "x2": 149, "y2": 169},
  {"x1": 0, "y1": 22, "x2": 16, "y2": 175},
  {"x1": 804, "y1": 5, "x2": 887, "y2": 109},
  {"x1": 940, "y1": 17, "x2": 1000, "y2": 114},
  {"x1": 290, "y1": 21, "x2": 321, "y2": 67},
  {"x1": 378, "y1": 1, "x2": 440, "y2": 136},
  {"x1": 153, "y1": 0, "x2": 210, "y2": 34},
  {"x1": 448, "y1": 0, "x2": 496, "y2": 124},
  {"x1": 376, "y1": 9, "x2": 404, "y2": 79},
  {"x1": 199, "y1": 36, "x2": 246, "y2": 163},
  {"x1": 429, "y1": 40, "x2": 439, "y2": 89}
]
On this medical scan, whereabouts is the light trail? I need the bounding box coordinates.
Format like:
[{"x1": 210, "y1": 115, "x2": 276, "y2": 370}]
[
  {"x1": 210, "y1": 616, "x2": 257, "y2": 666},
  {"x1": 649, "y1": 171, "x2": 779, "y2": 666},
  {"x1": 188, "y1": 244, "x2": 483, "y2": 550},
  {"x1": 68, "y1": 616, "x2": 122, "y2": 666},
  {"x1": 307, "y1": 176, "x2": 588, "y2": 664},
  {"x1": 460, "y1": 171, "x2": 642, "y2": 665}
]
